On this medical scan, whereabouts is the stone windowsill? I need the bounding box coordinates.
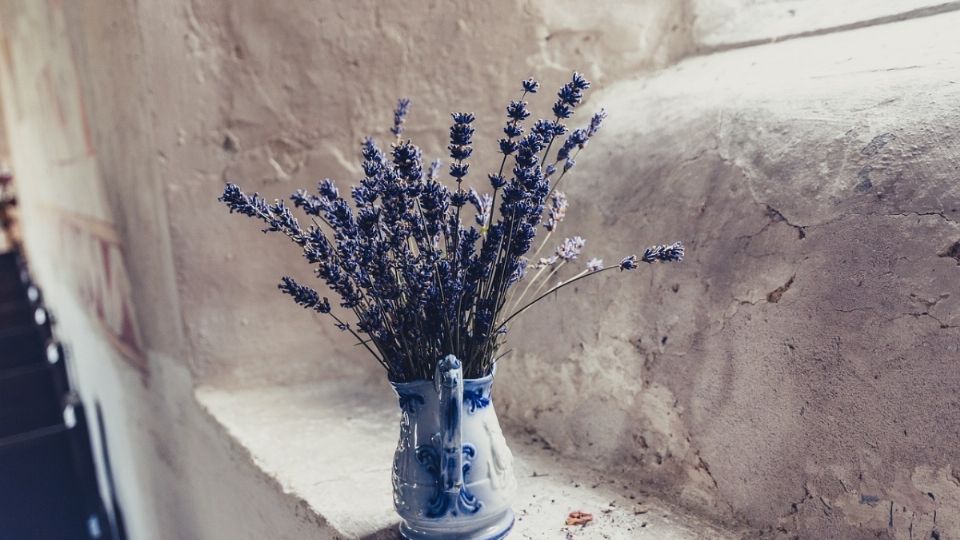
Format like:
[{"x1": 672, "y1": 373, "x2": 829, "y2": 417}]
[{"x1": 195, "y1": 379, "x2": 735, "y2": 539}]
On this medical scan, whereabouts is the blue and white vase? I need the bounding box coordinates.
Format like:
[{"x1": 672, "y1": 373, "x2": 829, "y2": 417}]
[{"x1": 391, "y1": 356, "x2": 517, "y2": 539}]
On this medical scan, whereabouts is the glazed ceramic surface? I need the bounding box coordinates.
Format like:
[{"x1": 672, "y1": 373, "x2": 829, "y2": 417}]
[{"x1": 391, "y1": 356, "x2": 516, "y2": 539}]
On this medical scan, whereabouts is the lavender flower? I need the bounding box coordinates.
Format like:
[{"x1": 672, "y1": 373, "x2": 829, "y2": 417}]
[
  {"x1": 643, "y1": 242, "x2": 685, "y2": 263},
  {"x1": 557, "y1": 109, "x2": 606, "y2": 162},
  {"x1": 544, "y1": 191, "x2": 567, "y2": 231},
  {"x1": 506, "y1": 101, "x2": 530, "y2": 122},
  {"x1": 390, "y1": 98, "x2": 411, "y2": 137},
  {"x1": 509, "y1": 258, "x2": 528, "y2": 284},
  {"x1": 426, "y1": 159, "x2": 442, "y2": 181},
  {"x1": 449, "y1": 112, "x2": 475, "y2": 183},
  {"x1": 552, "y1": 72, "x2": 590, "y2": 119},
  {"x1": 620, "y1": 242, "x2": 685, "y2": 270},
  {"x1": 218, "y1": 73, "x2": 683, "y2": 382},
  {"x1": 555, "y1": 236, "x2": 585, "y2": 262},
  {"x1": 536, "y1": 255, "x2": 559, "y2": 268},
  {"x1": 470, "y1": 189, "x2": 493, "y2": 226},
  {"x1": 587, "y1": 109, "x2": 606, "y2": 137},
  {"x1": 279, "y1": 277, "x2": 331, "y2": 313},
  {"x1": 392, "y1": 142, "x2": 423, "y2": 182}
]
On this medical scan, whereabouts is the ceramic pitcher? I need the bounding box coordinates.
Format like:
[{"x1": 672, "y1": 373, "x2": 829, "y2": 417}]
[{"x1": 391, "y1": 356, "x2": 516, "y2": 539}]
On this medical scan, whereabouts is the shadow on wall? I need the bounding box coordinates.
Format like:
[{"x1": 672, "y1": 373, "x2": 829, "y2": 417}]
[{"x1": 95, "y1": 402, "x2": 129, "y2": 540}]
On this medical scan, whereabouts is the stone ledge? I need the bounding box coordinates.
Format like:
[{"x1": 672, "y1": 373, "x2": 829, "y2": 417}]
[{"x1": 195, "y1": 380, "x2": 737, "y2": 539}]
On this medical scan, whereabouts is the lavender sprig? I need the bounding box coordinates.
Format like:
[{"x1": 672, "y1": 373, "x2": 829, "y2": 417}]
[
  {"x1": 219, "y1": 74, "x2": 684, "y2": 381},
  {"x1": 391, "y1": 98, "x2": 411, "y2": 137}
]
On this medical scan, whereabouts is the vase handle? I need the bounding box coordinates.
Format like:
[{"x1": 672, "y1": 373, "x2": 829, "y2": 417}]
[{"x1": 434, "y1": 355, "x2": 464, "y2": 502}]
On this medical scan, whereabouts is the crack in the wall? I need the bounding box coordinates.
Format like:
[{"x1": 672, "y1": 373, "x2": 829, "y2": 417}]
[
  {"x1": 886, "y1": 311, "x2": 959, "y2": 330},
  {"x1": 734, "y1": 204, "x2": 807, "y2": 243},
  {"x1": 834, "y1": 306, "x2": 874, "y2": 314},
  {"x1": 765, "y1": 205, "x2": 807, "y2": 239},
  {"x1": 882, "y1": 211, "x2": 959, "y2": 225},
  {"x1": 693, "y1": 451, "x2": 719, "y2": 489}
]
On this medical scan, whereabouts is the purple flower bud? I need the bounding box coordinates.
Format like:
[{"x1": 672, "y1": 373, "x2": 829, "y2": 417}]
[
  {"x1": 450, "y1": 163, "x2": 470, "y2": 179},
  {"x1": 508, "y1": 257, "x2": 528, "y2": 284},
  {"x1": 544, "y1": 191, "x2": 567, "y2": 232},
  {"x1": 278, "y1": 276, "x2": 331, "y2": 313},
  {"x1": 450, "y1": 191, "x2": 470, "y2": 207},
  {"x1": 532, "y1": 119, "x2": 554, "y2": 139},
  {"x1": 452, "y1": 112, "x2": 475, "y2": 124},
  {"x1": 555, "y1": 236, "x2": 585, "y2": 262},
  {"x1": 536, "y1": 255, "x2": 559, "y2": 268},
  {"x1": 449, "y1": 120, "x2": 475, "y2": 146},
  {"x1": 427, "y1": 159, "x2": 442, "y2": 181},
  {"x1": 587, "y1": 109, "x2": 607, "y2": 137},
  {"x1": 570, "y1": 72, "x2": 590, "y2": 90},
  {"x1": 318, "y1": 178, "x2": 339, "y2": 200},
  {"x1": 503, "y1": 123, "x2": 522, "y2": 138},
  {"x1": 390, "y1": 98, "x2": 411, "y2": 137},
  {"x1": 499, "y1": 138, "x2": 518, "y2": 155},
  {"x1": 642, "y1": 242, "x2": 685, "y2": 263},
  {"x1": 506, "y1": 100, "x2": 530, "y2": 122},
  {"x1": 471, "y1": 190, "x2": 493, "y2": 226}
]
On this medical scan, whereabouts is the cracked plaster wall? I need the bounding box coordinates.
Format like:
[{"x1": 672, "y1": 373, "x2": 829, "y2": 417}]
[
  {"x1": 497, "y1": 11, "x2": 960, "y2": 539},
  {"x1": 1, "y1": 0, "x2": 958, "y2": 538},
  {"x1": 0, "y1": 0, "x2": 695, "y2": 538}
]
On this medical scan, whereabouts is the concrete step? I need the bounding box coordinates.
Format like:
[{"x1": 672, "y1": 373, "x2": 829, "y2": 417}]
[{"x1": 196, "y1": 380, "x2": 740, "y2": 539}]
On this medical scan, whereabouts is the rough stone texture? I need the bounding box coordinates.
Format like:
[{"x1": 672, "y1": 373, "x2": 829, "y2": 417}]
[
  {"x1": 1, "y1": 0, "x2": 959, "y2": 538},
  {"x1": 496, "y1": 10, "x2": 960, "y2": 539}
]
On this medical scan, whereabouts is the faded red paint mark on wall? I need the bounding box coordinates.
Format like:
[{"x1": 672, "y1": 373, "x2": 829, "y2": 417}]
[
  {"x1": 35, "y1": 60, "x2": 96, "y2": 166},
  {"x1": 40, "y1": 65, "x2": 68, "y2": 127},
  {"x1": 55, "y1": 209, "x2": 147, "y2": 373},
  {"x1": 1, "y1": 35, "x2": 22, "y2": 119}
]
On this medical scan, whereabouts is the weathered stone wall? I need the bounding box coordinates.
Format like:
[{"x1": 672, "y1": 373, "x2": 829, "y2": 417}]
[
  {"x1": 0, "y1": 0, "x2": 957, "y2": 538},
  {"x1": 0, "y1": 0, "x2": 692, "y2": 537},
  {"x1": 498, "y1": 11, "x2": 960, "y2": 538}
]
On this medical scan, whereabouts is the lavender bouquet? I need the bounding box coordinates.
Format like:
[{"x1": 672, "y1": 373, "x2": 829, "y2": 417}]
[{"x1": 220, "y1": 73, "x2": 682, "y2": 383}]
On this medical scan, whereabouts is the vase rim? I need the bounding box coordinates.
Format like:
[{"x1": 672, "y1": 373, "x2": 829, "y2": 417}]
[{"x1": 390, "y1": 363, "x2": 497, "y2": 389}]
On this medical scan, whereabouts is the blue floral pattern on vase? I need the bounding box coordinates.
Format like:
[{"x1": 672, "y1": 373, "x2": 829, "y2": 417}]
[
  {"x1": 463, "y1": 388, "x2": 490, "y2": 413},
  {"x1": 416, "y1": 441, "x2": 482, "y2": 517},
  {"x1": 391, "y1": 357, "x2": 516, "y2": 539},
  {"x1": 397, "y1": 391, "x2": 425, "y2": 413}
]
